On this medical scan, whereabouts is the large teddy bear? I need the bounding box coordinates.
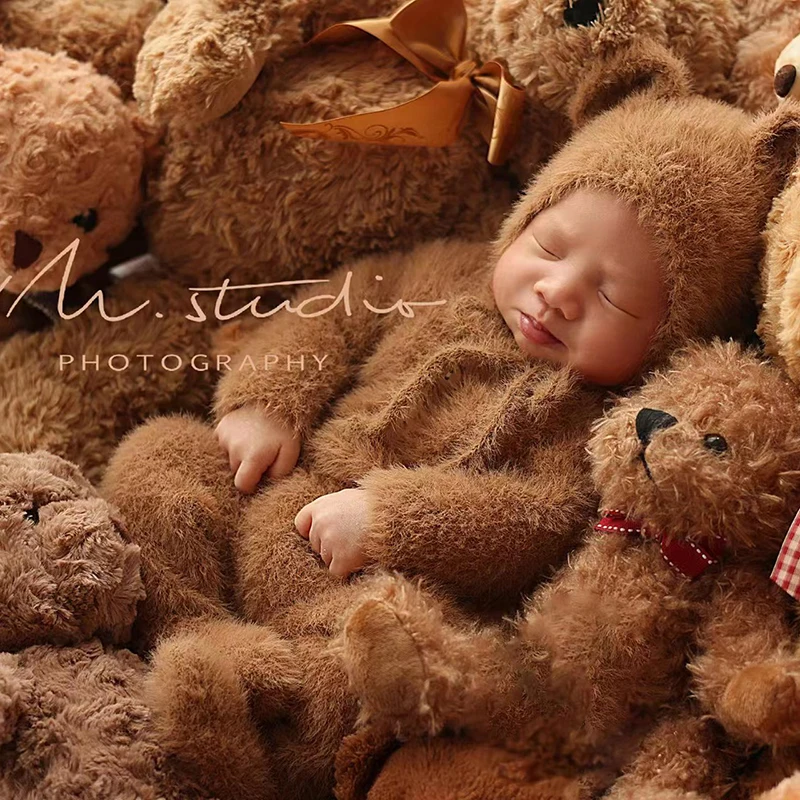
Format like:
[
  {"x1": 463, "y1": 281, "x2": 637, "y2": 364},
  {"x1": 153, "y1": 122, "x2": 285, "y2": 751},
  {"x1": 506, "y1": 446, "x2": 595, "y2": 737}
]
[
  {"x1": 0, "y1": 450, "x2": 224, "y2": 799},
  {"x1": 333, "y1": 339, "x2": 800, "y2": 799},
  {"x1": 0, "y1": 47, "x2": 216, "y2": 483},
  {"x1": 133, "y1": 0, "x2": 749, "y2": 290}
]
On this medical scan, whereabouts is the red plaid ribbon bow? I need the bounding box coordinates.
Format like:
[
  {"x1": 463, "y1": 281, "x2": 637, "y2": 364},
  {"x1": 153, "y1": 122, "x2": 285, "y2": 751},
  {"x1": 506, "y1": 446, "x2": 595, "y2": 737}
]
[
  {"x1": 772, "y1": 509, "x2": 800, "y2": 600},
  {"x1": 595, "y1": 509, "x2": 726, "y2": 579}
]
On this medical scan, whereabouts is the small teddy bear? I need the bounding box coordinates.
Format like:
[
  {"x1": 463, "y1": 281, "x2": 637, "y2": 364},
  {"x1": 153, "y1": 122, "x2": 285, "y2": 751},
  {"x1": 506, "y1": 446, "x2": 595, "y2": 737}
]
[
  {"x1": 0, "y1": 450, "x2": 219, "y2": 799},
  {"x1": 334, "y1": 340, "x2": 800, "y2": 797}
]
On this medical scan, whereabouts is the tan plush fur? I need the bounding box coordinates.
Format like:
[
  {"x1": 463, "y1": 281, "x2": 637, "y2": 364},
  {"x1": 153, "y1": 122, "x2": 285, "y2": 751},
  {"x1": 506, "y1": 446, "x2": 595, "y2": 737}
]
[
  {"x1": 729, "y1": 1, "x2": 800, "y2": 114},
  {"x1": 0, "y1": 0, "x2": 162, "y2": 97},
  {"x1": 0, "y1": 451, "x2": 221, "y2": 799},
  {"x1": 336, "y1": 341, "x2": 800, "y2": 798},
  {"x1": 0, "y1": 49, "x2": 215, "y2": 482},
  {"x1": 101, "y1": 68, "x2": 795, "y2": 799},
  {"x1": 135, "y1": 0, "x2": 746, "y2": 294}
]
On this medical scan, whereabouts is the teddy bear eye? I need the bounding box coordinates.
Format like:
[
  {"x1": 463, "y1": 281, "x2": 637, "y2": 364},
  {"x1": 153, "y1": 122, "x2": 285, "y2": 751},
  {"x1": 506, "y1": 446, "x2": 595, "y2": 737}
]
[
  {"x1": 71, "y1": 209, "x2": 98, "y2": 233},
  {"x1": 564, "y1": 0, "x2": 603, "y2": 27},
  {"x1": 23, "y1": 503, "x2": 40, "y2": 524},
  {"x1": 703, "y1": 434, "x2": 728, "y2": 454}
]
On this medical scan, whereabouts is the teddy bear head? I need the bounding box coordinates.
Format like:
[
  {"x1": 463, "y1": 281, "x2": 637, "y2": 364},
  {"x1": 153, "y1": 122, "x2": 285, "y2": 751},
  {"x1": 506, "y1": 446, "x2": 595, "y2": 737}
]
[
  {"x1": 775, "y1": 34, "x2": 800, "y2": 103},
  {"x1": 0, "y1": 47, "x2": 151, "y2": 294},
  {"x1": 0, "y1": 451, "x2": 144, "y2": 651},
  {"x1": 489, "y1": 0, "x2": 740, "y2": 114},
  {"x1": 588, "y1": 341, "x2": 800, "y2": 556}
]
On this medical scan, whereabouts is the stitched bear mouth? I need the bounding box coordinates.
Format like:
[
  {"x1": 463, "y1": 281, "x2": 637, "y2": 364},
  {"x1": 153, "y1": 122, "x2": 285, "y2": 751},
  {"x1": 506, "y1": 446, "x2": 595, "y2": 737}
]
[{"x1": 638, "y1": 449, "x2": 654, "y2": 482}]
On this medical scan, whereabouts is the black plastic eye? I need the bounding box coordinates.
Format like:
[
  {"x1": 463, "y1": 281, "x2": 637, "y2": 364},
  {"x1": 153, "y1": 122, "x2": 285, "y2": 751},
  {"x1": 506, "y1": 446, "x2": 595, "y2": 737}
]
[
  {"x1": 72, "y1": 209, "x2": 98, "y2": 233},
  {"x1": 564, "y1": 0, "x2": 603, "y2": 27},
  {"x1": 23, "y1": 504, "x2": 39, "y2": 524},
  {"x1": 703, "y1": 434, "x2": 728, "y2": 454}
]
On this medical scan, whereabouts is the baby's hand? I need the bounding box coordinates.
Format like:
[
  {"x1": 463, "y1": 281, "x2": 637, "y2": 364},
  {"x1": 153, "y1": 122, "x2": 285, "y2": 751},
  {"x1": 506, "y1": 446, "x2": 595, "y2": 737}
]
[
  {"x1": 215, "y1": 406, "x2": 300, "y2": 493},
  {"x1": 294, "y1": 488, "x2": 372, "y2": 578}
]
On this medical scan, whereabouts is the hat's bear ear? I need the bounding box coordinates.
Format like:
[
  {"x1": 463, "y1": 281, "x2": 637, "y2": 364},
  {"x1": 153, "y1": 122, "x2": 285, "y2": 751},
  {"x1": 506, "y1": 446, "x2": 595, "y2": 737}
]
[
  {"x1": 751, "y1": 100, "x2": 800, "y2": 199},
  {"x1": 567, "y1": 38, "x2": 692, "y2": 128}
]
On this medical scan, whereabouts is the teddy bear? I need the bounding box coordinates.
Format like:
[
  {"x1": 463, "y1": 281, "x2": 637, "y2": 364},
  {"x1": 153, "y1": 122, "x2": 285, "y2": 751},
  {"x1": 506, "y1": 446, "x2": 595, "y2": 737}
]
[
  {"x1": 776, "y1": 34, "x2": 800, "y2": 105},
  {"x1": 728, "y1": 2, "x2": 800, "y2": 114},
  {"x1": 0, "y1": 47, "x2": 217, "y2": 482},
  {"x1": 0, "y1": 449, "x2": 224, "y2": 799},
  {"x1": 331, "y1": 339, "x2": 800, "y2": 799},
  {"x1": 131, "y1": 0, "x2": 748, "y2": 294},
  {"x1": 0, "y1": 0, "x2": 162, "y2": 98}
]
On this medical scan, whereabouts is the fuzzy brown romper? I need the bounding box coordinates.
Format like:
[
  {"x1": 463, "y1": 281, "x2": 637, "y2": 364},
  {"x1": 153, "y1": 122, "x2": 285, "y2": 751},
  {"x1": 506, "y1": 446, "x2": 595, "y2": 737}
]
[{"x1": 101, "y1": 48, "x2": 795, "y2": 800}]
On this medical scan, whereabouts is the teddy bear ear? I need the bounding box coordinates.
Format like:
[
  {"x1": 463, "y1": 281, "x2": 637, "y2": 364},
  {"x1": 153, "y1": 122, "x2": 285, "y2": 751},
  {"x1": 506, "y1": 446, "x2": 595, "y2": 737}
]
[
  {"x1": 750, "y1": 100, "x2": 800, "y2": 199},
  {"x1": 567, "y1": 38, "x2": 692, "y2": 129}
]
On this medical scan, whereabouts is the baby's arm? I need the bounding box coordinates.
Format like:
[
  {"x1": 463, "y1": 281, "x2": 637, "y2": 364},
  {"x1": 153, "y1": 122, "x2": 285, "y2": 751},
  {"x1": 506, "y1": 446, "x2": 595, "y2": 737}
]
[
  {"x1": 355, "y1": 451, "x2": 596, "y2": 608},
  {"x1": 214, "y1": 241, "x2": 459, "y2": 491}
]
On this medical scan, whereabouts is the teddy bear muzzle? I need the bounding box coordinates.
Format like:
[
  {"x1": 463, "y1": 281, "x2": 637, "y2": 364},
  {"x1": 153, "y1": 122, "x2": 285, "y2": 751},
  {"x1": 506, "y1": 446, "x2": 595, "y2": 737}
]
[
  {"x1": 635, "y1": 408, "x2": 678, "y2": 446},
  {"x1": 12, "y1": 230, "x2": 42, "y2": 270}
]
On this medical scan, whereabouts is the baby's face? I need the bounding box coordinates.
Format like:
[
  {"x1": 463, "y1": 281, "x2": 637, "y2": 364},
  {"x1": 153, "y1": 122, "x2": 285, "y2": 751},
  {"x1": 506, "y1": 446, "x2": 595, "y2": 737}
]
[{"x1": 492, "y1": 189, "x2": 667, "y2": 385}]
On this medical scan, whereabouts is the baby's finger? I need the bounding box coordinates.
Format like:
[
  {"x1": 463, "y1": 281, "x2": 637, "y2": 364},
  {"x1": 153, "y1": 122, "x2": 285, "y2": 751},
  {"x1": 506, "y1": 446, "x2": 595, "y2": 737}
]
[
  {"x1": 234, "y1": 458, "x2": 266, "y2": 494},
  {"x1": 320, "y1": 543, "x2": 333, "y2": 567},
  {"x1": 309, "y1": 523, "x2": 321, "y2": 555},
  {"x1": 328, "y1": 557, "x2": 351, "y2": 579},
  {"x1": 294, "y1": 503, "x2": 313, "y2": 538},
  {"x1": 228, "y1": 452, "x2": 241, "y2": 475},
  {"x1": 268, "y1": 439, "x2": 300, "y2": 480}
]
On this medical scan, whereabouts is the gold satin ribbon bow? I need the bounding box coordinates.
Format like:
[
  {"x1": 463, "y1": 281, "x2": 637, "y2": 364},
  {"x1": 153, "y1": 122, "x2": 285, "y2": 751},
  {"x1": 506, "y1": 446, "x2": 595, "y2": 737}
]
[{"x1": 280, "y1": 0, "x2": 525, "y2": 165}]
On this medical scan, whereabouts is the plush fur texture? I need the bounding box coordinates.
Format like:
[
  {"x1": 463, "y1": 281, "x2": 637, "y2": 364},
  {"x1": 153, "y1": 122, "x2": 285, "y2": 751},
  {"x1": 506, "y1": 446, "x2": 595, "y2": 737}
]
[
  {"x1": 729, "y1": 1, "x2": 800, "y2": 114},
  {"x1": 101, "y1": 73, "x2": 796, "y2": 799},
  {"x1": 0, "y1": 451, "x2": 219, "y2": 799},
  {"x1": 0, "y1": 0, "x2": 162, "y2": 97},
  {"x1": 335, "y1": 341, "x2": 800, "y2": 798},
  {"x1": 0, "y1": 49, "x2": 215, "y2": 481},
  {"x1": 134, "y1": 0, "x2": 747, "y2": 294}
]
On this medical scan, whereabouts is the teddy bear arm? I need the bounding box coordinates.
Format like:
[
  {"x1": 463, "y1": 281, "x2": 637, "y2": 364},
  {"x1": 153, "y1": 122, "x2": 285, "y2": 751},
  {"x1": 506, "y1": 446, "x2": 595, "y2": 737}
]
[
  {"x1": 134, "y1": 0, "x2": 400, "y2": 122},
  {"x1": 691, "y1": 568, "x2": 800, "y2": 746},
  {"x1": 356, "y1": 457, "x2": 594, "y2": 609},
  {"x1": 212, "y1": 245, "x2": 433, "y2": 437}
]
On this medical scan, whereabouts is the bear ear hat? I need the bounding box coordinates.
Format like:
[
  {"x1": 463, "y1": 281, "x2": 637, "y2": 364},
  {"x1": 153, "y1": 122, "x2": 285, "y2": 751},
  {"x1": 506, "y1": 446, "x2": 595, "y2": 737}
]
[
  {"x1": 566, "y1": 38, "x2": 693, "y2": 129},
  {"x1": 750, "y1": 100, "x2": 800, "y2": 200}
]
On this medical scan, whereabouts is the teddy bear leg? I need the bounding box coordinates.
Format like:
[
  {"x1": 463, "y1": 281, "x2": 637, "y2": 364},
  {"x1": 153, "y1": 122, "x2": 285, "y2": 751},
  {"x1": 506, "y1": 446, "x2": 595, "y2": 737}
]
[
  {"x1": 146, "y1": 619, "x2": 302, "y2": 800},
  {"x1": 102, "y1": 414, "x2": 241, "y2": 653},
  {"x1": 234, "y1": 468, "x2": 346, "y2": 623},
  {"x1": 604, "y1": 710, "x2": 738, "y2": 800},
  {"x1": 335, "y1": 573, "x2": 526, "y2": 740}
]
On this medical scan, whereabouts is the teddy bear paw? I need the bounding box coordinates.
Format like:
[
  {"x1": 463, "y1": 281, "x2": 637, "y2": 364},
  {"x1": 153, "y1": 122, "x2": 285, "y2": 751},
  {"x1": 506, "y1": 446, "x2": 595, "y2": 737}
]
[
  {"x1": 720, "y1": 661, "x2": 800, "y2": 746},
  {"x1": 339, "y1": 594, "x2": 434, "y2": 737},
  {"x1": 134, "y1": 2, "x2": 267, "y2": 123}
]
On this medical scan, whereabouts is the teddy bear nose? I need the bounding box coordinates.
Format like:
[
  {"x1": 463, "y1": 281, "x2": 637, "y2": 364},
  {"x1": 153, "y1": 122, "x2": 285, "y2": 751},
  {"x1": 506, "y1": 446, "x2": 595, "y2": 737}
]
[
  {"x1": 635, "y1": 408, "x2": 678, "y2": 446},
  {"x1": 13, "y1": 230, "x2": 43, "y2": 269},
  {"x1": 775, "y1": 64, "x2": 797, "y2": 99}
]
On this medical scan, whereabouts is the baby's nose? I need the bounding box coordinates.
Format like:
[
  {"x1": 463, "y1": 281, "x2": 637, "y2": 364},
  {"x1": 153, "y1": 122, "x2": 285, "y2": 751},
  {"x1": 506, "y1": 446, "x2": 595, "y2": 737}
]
[{"x1": 13, "y1": 231, "x2": 43, "y2": 269}]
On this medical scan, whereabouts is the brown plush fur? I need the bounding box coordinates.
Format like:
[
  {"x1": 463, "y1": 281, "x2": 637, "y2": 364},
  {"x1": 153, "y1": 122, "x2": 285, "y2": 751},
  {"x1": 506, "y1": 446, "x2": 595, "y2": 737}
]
[
  {"x1": 0, "y1": 451, "x2": 144, "y2": 651},
  {"x1": 135, "y1": 0, "x2": 746, "y2": 293},
  {"x1": 0, "y1": 49, "x2": 215, "y2": 481},
  {"x1": 0, "y1": 451, "x2": 218, "y2": 799},
  {"x1": 729, "y1": 1, "x2": 800, "y2": 114},
  {"x1": 0, "y1": 0, "x2": 162, "y2": 97},
  {"x1": 101, "y1": 72, "x2": 796, "y2": 799},
  {"x1": 336, "y1": 341, "x2": 800, "y2": 797}
]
